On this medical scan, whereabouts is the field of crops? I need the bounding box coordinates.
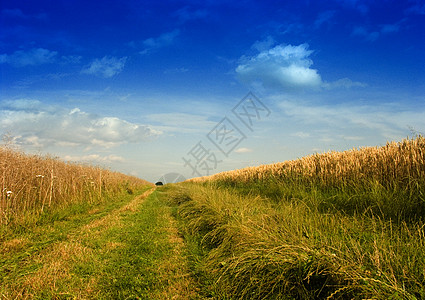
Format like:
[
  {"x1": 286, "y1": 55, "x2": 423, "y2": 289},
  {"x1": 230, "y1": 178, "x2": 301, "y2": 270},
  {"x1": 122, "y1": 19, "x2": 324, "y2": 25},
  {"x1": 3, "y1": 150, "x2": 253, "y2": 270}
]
[
  {"x1": 193, "y1": 137, "x2": 424, "y2": 189},
  {"x1": 190, "y1": 137, "x2": 425, "y2": 221},
  {"x1": 0, "y1": 146, "x2": 152, "y2": 226},
  {"x1": 2, "y1": 137, "x2": 424, "y2": 299},
  {"x1": 169, "y1": 137, "x2": 425, "y2": 299}
]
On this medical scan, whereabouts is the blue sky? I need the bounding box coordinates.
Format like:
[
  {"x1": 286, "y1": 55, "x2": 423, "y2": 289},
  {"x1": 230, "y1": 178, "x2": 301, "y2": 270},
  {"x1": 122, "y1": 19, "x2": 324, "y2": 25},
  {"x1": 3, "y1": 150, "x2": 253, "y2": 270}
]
[{"x1": 1, "y1": 0, "x2": 424, "y2": 182}]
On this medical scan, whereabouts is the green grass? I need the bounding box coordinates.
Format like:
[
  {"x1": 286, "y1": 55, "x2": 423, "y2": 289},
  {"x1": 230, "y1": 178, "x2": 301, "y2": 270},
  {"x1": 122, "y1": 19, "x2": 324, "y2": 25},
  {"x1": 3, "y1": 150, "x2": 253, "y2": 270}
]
[
  {"x1": 212, "y1": 174, "x2": 425, "y2": 224},
  {"x1": 3, "y1": 140, "x2": 424, "y2": 299},
  {"x1": 0, "y1": 186, "x2": 200, "y2": 299},
  {"x1": 165, "y1": 182, "x2": 425, "y2": 299},
  {"x1": 94, "y1": 190, "x2": 169, "y2": 299}
]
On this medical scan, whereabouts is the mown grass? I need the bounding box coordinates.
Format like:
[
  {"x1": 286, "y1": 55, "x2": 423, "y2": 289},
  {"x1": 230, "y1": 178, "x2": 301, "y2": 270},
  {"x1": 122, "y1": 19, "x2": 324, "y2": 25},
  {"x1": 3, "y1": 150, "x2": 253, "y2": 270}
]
[
  {"x1": 1, "y1": 187, "x2": 200, "y2": 299},
  {"x1": 166, "y1": 137, "x2": 425, "y2": 299},
  {"x1": 0, "y1": 187, "x2": 149, "y2": 298}
]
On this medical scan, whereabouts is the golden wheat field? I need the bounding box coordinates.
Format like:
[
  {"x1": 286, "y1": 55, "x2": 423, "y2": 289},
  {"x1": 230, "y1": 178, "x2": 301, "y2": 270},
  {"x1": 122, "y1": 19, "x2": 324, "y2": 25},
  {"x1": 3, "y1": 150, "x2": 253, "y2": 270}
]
[
  {"x1": 191, "y1": 136, "x2": 425, "y2": 187},
  {"x1": 0, "y1": 146, "x2": 152, "y2": 225}
]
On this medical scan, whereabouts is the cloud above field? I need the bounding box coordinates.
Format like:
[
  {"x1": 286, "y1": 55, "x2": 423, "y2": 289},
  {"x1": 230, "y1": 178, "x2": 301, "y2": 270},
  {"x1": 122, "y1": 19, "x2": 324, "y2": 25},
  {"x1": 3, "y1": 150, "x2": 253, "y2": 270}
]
[
  {"x1": 82, "y1": 56, "x2": 127, "y2": 78},
  {"x1": 236, "y1": 42, "x2": 367, "y2": 91},
  {"x1": 277, "y1": 97, "x2": 425, "y2": 141},
  {"x1": 236, "y1": 43, "x2": 322, "y2": 90},
  {"x1": 63, "y1": 154, "x2": 125, "y2": 163},
  {"x1": 0, "y1": 99, "x2": 160, "y2": 149},
  {"x1": 234, "y1": 147, "x2": 253, "y2": 153}
]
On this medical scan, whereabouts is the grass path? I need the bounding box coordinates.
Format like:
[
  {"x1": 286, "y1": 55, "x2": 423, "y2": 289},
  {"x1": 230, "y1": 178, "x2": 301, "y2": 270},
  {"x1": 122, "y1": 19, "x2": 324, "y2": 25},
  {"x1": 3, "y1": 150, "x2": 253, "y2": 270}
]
[{"x1": 0, "y1": 187, "x2": 200, "y2": 299}]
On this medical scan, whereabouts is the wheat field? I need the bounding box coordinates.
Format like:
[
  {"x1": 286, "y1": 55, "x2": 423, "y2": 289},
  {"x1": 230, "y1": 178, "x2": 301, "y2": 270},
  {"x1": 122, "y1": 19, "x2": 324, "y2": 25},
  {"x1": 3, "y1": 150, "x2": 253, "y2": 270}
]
[
  {"x1": 0, "y1": 146, "x2": 152, "y2": 225},
  {"x1": 192, "y1": 136, "x2": 425, "y2": 188}
]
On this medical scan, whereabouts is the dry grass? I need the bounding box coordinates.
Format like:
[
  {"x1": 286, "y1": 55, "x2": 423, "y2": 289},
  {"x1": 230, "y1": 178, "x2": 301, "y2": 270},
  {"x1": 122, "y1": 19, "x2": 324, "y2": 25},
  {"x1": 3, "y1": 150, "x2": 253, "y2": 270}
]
[
  {"x1": 191, "y1": 136, "x2": 425, "y2": 190},
  {"x1": 3, "y1": 239, "x2": 98, "y2": 299},
  {"x1": 153, "y1": 215, "x2": 201, "y2": 299},
  {"x1": 175, "y1": 137, "x2": 425, "y2": 298},
  {"x1": 0, "y1": 237, "x2": 28, "y2": 253},
  {"x1": 189, "y1": 137, "x2": 425, "y2": 222},
  {"x1": 82, "y1": 188, "x2": 154, "y2": 232},
  {"x1": 150, "y1": 189, "x2": 202, "y2": 299},
  {"x1": 168, "y1": 182, "x2": 425, "y2": 299},
  {"x1": 0, "y1": 146, "x2": 152, "y2": 225},
  {"x1": 1, "y1": 187, "x2": 155, "y2": 299}
]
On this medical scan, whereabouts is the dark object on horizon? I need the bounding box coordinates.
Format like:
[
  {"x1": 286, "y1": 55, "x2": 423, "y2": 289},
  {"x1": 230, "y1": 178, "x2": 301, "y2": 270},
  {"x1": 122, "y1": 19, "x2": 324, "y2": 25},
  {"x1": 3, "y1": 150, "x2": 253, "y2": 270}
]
[
  {"x1": 155, "y1": 181, "x2": 163, "y2": 186},
  {"x1": 157, "y1": 172, "x2": 186, "y2": 184}
]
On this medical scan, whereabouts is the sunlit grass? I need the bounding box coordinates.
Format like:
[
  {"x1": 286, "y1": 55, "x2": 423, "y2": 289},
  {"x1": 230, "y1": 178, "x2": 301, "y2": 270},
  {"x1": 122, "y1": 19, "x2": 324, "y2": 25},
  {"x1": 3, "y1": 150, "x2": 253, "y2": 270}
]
[
  {"x1": 168, "y1": 137, "x2": 425, "y2": 299},
  {"x1": 1, "y1": 188, "x2": 202, "y2": 299},
  {"x1": 167, "y1": 182, "x2": 425, "y2": 299},
  {"x1": 0, "y1": 146, "x2": 152, "y2": 227}
]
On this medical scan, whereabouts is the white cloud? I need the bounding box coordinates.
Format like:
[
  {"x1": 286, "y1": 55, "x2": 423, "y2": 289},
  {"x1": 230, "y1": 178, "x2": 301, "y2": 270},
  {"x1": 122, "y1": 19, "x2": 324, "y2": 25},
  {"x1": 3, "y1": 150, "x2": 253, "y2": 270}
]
[
  {"x1": 0, "y1": 99, "x2": 160, "y2": 150},
  {"x1": 140, "y1": 29, "x2": 180, "y2": 54},
  {"x1": 82, "y1": 56, "x2": 127, "y2": 78},
  {"x1": 0, "y1": 48, "x2": 58, "y2": 67},
  {"x1": 63, "y1": 154, "x2": 125, "y2": 163},
  {"x1": 1, "y1": 99, "x2": 44, "y2": 112},
  {"x1": 251, "y1": 36, "x2": 276, "y2": 52},
  {"x1": 234, "y1": 147, "x2": 253, "y2": 153},
  {"x1": 237, "y1": 41, "x2": 366, "y2": 91},
  {"x1": 277, "y1": 97, "x2": 425, "y2": 141},
  {"x1": 236, "y1": 43, "x2": 322, "y2": 90}
]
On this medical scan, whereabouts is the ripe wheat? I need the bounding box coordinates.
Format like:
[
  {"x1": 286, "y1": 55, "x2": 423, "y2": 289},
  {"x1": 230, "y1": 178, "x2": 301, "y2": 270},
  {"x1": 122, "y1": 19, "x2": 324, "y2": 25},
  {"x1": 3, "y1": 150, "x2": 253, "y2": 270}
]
[{"x1": 0, "y1": 146, "x2": 151, "y2": 225}]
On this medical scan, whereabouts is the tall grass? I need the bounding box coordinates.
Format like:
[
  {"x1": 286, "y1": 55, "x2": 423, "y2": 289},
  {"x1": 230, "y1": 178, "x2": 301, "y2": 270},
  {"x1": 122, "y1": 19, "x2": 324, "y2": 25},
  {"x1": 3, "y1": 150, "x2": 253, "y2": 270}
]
[
  {"x1": 170, "y1": 137, "x2": 425, "y2": 298},
  {"x1": 0, "y1": 146, "x2": 152, "y2": 226},
  {"x1": 168, "y1": 183, "x2": 425, "y2": 299},
  {"x1": 191, "y1": 137, "x2": 425, "y2": 222}
]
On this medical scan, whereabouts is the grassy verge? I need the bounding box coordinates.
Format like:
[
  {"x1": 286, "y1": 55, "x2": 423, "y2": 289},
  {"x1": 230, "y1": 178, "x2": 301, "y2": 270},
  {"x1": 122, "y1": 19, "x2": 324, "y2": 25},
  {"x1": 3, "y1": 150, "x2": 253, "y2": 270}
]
[
  {"x1": 165, "y1": 182, "x2": 425, "y2": 299},
  {"x1": 1, "y1": 187, "x2": 200, "y2": 299}
]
